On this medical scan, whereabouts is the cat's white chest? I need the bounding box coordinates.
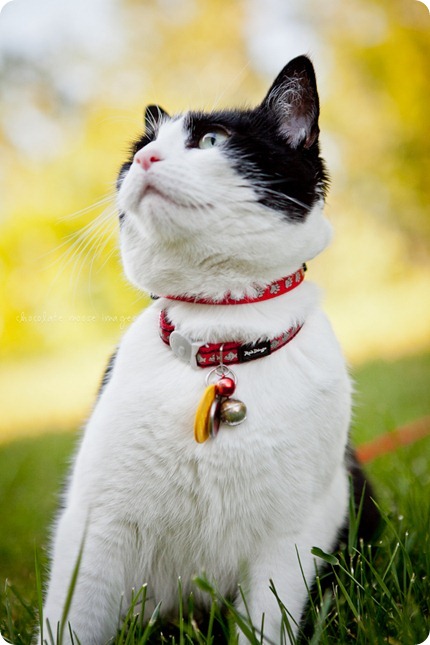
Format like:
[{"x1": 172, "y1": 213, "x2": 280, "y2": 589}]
[{"x1": 68, "y1": 299, "x2": 350, "y2": 606}]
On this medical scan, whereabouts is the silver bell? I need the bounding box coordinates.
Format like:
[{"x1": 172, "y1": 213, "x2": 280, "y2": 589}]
[{"x1": 220, "y1": 398, "x2": 247, "y2": 426}]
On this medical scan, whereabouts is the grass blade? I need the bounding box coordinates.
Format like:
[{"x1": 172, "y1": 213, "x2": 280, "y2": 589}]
[
  {"x1": 58, "y1": 530, "x2": 86, "y2": 645},
  {"x1": 35, "y1": 546, "x2": 44, "y2": 645}
]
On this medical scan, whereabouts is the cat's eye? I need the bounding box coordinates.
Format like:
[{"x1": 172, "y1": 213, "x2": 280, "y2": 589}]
[{"x1": 198, "y1": 128, "x2": 230, "y2": 150}]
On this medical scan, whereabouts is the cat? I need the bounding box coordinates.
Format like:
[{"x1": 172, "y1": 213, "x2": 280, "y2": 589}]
[{"x1": 39, "y1": 55, "x2": 378, "y2": 644}]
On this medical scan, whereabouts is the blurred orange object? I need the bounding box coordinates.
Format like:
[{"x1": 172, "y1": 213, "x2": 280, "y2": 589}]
[{"x1": 356, "y1": 416, "x2": 430, "y2": 464}]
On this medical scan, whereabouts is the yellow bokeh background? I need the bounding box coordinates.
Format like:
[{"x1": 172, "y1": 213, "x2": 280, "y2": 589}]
[{"x1": 1, "y1": 0, "x2": 429, "y2": 442}]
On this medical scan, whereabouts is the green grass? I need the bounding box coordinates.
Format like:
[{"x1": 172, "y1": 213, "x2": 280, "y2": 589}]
[
  {"x1": 350, "y1": 352, "x2": 430, "y2": 442},
  {"x1": 1, "y1": 352, "x2": 429, "y2": 644}
]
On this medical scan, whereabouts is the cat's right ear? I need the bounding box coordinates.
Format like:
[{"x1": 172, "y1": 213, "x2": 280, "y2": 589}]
[
  {"x1": 144, "y1": 104, "x2": 169, "y2": 134},
  {"x1": 261, "y1": 56, "x2": 320, "y2": 150}
]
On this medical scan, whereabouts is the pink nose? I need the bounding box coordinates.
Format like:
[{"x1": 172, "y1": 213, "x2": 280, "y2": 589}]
[{"x1": 133, "y1": 147, "x2": 162, "y2": 171}]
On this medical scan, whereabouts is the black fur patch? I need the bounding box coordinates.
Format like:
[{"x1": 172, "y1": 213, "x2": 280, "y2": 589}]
[
  {"x1": 346, "y1": 450, "x2": 382, "y2": 543},
  {"x1": 184, "y1": 107, "x2": 328, "y2": 221},
  {"x1": 96, "y1": 350, "x2": 118, "y2": 400}
]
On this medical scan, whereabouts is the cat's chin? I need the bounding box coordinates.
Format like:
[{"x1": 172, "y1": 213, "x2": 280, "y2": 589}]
[{"x1": 120, "y1": 200, "x2": 333, "y2": 300}]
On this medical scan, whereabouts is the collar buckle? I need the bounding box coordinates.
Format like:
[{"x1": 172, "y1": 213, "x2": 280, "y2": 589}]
[{"x1": 169, "y1": 331, "x2": 201, "y2": 370}]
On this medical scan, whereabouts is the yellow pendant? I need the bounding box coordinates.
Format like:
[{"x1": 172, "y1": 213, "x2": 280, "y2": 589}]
[{"x1": 194, "y1": 384, "x2": 217, "y2": 443}]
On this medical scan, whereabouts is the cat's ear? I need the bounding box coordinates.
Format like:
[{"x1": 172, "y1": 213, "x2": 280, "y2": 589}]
[
  {"x1": 144, "y1": 104, "x2": 169, "y2": 134},
  {"x1": 261, "y1": 56, "x2": 320, "y2": 149}
]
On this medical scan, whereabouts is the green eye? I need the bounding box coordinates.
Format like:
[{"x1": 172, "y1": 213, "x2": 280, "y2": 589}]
[{"x1": 198, "y1": 128, "x2": 230, "y2": 149}]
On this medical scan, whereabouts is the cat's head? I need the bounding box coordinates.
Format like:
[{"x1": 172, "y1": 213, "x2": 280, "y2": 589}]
[{"x1": 117, "y1": 55, "x2": 332, "y2": 300}]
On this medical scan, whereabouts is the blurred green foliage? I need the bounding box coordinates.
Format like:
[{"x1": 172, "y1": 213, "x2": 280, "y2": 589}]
[{"x1": 325, "y1": 0, "x2": 430, "y2": 250}]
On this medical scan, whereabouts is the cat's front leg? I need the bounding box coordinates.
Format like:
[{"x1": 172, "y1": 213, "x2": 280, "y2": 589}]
[
  {"x1": 236, "y1": 535, "x2": 311, "y2": 645},
  {"x1": 237, "y1": 472, "x2": 348, "y2": 644},
  {"x1": 39, "y1": 507, "x2": 132, "y2": 645}
]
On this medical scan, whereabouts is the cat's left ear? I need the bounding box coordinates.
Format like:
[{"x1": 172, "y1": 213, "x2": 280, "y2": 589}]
[
  {"x1": 261, "y1": 55, "x2": 320, "y2": 149},
  {"x1": 144, "y1": 104, "x2": 169, "y2": 133}
]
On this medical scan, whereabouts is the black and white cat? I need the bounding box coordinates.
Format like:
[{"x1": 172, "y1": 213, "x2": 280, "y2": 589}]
[{"x1": 40, "y1": 56, "x2": 377, "y2": 644}]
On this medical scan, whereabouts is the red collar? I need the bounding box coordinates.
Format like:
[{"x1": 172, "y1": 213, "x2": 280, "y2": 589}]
[
  {"x1": 159, "y1": 309, "x2": 303, "y2": 369},
  {"x1": 159, "y1": 265, "x2": 306, "y2": 305}
]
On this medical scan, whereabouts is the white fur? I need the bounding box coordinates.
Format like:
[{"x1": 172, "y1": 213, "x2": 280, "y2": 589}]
[{"x1": 40, "y1": 116, "x2": 350, "y2": 644}]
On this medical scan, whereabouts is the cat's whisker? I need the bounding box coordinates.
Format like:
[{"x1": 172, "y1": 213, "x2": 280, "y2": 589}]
[
  {"x1": 143, "y1": 105, "x2": 169, "y2": 142},
  {"x1": 41, "y1": 202, "x2": 117, "y2": 266},
  {"x1": 43, "y1": 207, "x2": 117, "y2": 269},
  {"x1": 236, "y1": 173, "x2": 310, "y2": 211},
  {"x1": 67, "y1": 219, "x2": 118, "y2": 306},
  {"x1": 209, "y1": 62, "x2": 251, "y2": 112},
  {"x1": 67, "y1": 213, "x2": 117, "y2": 286},
  {"x1": 59, "y1": 193, "x2": 116, "y2": 221},
  {"x1": 95, "y1": 239, "x2": 119, "y2": 276},
  {"x1": 64, "y1": 227, "x2": 106, "y2": 289},
  {"x1": 89, "y1": 226, "x2": 119, "y2": 280},
  {"x1": 47, "y1": 207, "x2": 118, "y2": 298},
  {"x1": 257, "y1": 187, "x2": 312, "y2": 212},
  {"x1": 85, "y1": 228, "x2": 118, "y2": 304},
  {"x1": 64, "y1": 208, "x2": 116, "y2": 243}
]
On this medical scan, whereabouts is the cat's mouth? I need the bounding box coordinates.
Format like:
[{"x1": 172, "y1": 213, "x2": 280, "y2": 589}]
[
  {"x1": 141, "y1": 183, "x2": 171, "y2": 202},
  {"x1": 141, "y1": 181, "x2": 189, "y2": 208},
  {"x1": 140, "y1": 181, "x2": 210, "y2": 211},
  {"x1": 118, "y1": 167, "x2": 213, "y2": 213}
]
